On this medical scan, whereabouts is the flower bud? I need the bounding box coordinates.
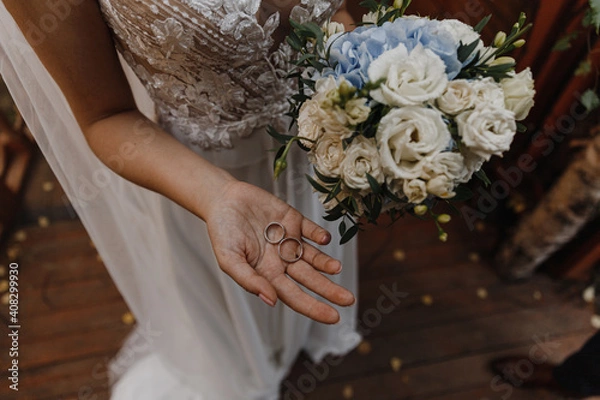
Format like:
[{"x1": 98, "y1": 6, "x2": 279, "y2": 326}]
[
  {"x1": 513, "y1": 39, "x2": 526, "y2": 48},
  {"x1": 393, "y1": 0, "x2": 404, "y2": 9},
  {"x1": 414, "y1": 205, "x2": 428, "y2": 216},
  {"x1": 274, "y1": 158, "x2": 288, "y2": 179},
  {"x1": 490, "y1": 56, "x2": 516, "y2": 66},
  {"x1": 493, "y1": 31, "x2": 506, "y2": 48},
  {"x1": 437, "y1": 214, "x2": 452, "y2": 224},
  {"x1": 439, "y1": 232, "x2": 448, "y2": 242}
]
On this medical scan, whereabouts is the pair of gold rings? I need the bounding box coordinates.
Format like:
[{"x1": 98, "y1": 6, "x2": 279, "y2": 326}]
[{"x1": 263, "y1": 222, "x2": 304, "y2": 263}]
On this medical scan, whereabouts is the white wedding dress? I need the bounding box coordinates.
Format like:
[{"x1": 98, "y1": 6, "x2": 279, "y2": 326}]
[{"x1": 0, "y1": 0, "x2": 360, "y2": 399}]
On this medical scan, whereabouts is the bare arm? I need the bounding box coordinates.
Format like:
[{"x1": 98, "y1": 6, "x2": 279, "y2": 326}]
[{"x1": 2, "y1": 0, "x2": 354, "y2": 323}]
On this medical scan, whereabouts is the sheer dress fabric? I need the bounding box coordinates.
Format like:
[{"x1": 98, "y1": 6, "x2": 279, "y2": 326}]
[{"x1": 0, "y1": 0, "x2": 360, "y2": 399}]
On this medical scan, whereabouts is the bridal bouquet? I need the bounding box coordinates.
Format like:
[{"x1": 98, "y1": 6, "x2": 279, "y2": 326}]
[{"x1": 270, "y1": 0, "x2": 535, "y2": 243}]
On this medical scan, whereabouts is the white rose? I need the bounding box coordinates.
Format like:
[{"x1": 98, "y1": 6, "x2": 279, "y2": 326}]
[
  {"x1": 297, "y1": 99, "x2": 325, "y2": 149},
  {"x1": 422, "y1": 152, "x2": 466, "y2": 181},
  {"x1": 421, "y1": 152, "x2": 466, "y2": 198},
  {"x1": 501, "y1": 67, "x2": 535, "y2": 120},
  {"x1": 456, "y1": 105, "x2": 517, "y2": 161},
  {"x1": 460, "y1": 149, "x2": 485, "y2": 182},
  {"x1": 376, "y1": 106, "x2": 451, "y2": 180},
  {"x1": 471, "y1": 77, "x2": 505, "y2": 108},
  {"x1": 340, "y1": 136, "x2": 384, "y2": 191},
  {"x1": 344, "y1": 97, "x2": 370, "y2": 125},
  {"x1": 426, "y1": 175, "x2": 455, "y2": 198},
  {"x1": 310, "y1": 133, "x2": 345, "y2": 176},
  {"x1": 436, "y1": 79, "x2": 477, "y2": 115},
  {"x1": 323, "y1": 21, "x2": 345, "y2": 41},
  {"x1": 440, "y1": 19, "x2": 482, "y2": 48},
  {"x1": 403, "y1": 179, "x2": 428, "y2": 204},
  {"x1": 368, "y1": 44, "x2": 448, "y2": 107},
  {"x1": 362, "y1": 11, "x2": 379, "y2": 24}
]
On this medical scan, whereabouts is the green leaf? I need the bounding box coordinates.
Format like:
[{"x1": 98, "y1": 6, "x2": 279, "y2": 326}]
[
  {"x1": 266, "y1": 125, "x2": 294, "y2": 145},
  {"x1": 340, "y1": 224, "x2": 359, "y2": 245},
  {"x1": 306, "y1": 174, "x2": 330, "y2": 194},
  {"x1": 475, "y1": 169, "x2": 492, "y2": 187},
  {"x1": 325, "y1": 181, "x2": 342, "y2": 203},
  {"x1": 359, "y1": 0, "x2": 379, "y2": 12},
  {"x1": 552, "y1": 31, "x2": 580, "y2": 52},
  {"x1": 575, "y1": 59, "x2": 593, "y2": 76},
  {"x1": 449, "y1": 185, "x2": 474, "y2": 202},
  {"x1": 517, "y1": 122, "x2": 528, "y2": 133},
  {"x1": 473, "y1": 15, "x2": 492, "y2": 33},
  {"x1": 581, "y1": 89, "x2": 600, "y2": 112},
  {"x1": 366, "y1": 173, "x2": 382, "y2": 195},
  {"x1": 313, "y1": 167, "x2": 341, "y2": 185},
  {"x1": 339, "y1": 220, "x2": 347, "y2": 237},
  {"x1": 457, "y1": 39, "x2": 481, "y2": 63},
  {"x1": 590, "y1": 0, "x2": 600, "y2": 32}
]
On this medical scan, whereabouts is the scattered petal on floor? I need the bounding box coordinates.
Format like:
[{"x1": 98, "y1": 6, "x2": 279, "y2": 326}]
[
  {"x1": 42, "y1": 181, "x2": 55, "y2": 192},
  {"x1": 7, "y1": 246, "x2": 20, "y2": 261},
  {"x1": 393, "y1": 249, "x2": 406, "y2": 262},
  {"x1": 342, "y1": 385, "x2": 354, "y2": 399},
  {"x1": 421, "y1": 295, "x2": 434, "y2": 306},
  {"x1": 475, "y1": 222, "x2": 486, "y2": 232},
  {"x1": 533, "y1": 291, "x2": 543, "y2": 301},
  {"x1": 13, "y1": 230, "x2": 27, "y2": 242},
  {"x1": 357, "y1": 340, "x2": 372, "y2": 355},
  {"x1": 121, "y1": 312, "x2": 135, "y2": 325},
  {"x1": 0, "y1": 280, "x2": 8, "y2": 293},
  {"x1": 583, "y1": 286, "x2": 595, "y2": 303},
  {"x1": 38, "y1": 216, "x2": 50, "y2": 228},
  {"x1": 0, "y1": 266, "x2": 6, "y2": 277},
  {"x1": 1, "y1": 292, "x2": 9, "y2": 305},
  {"x1": 591, "y1": 315, "x2": 600, "y2": 329},
  {"x1": 390, "y1": 357, "x2": 402, "y2": 372},
  {"x1": 476, "y1": 288, "x2": 488, "y2": 300},
  {"x1": 468, "y1": 252, "x2": 480, "y2": 263}
]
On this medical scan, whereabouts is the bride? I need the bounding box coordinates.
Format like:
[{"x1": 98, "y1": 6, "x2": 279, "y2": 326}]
[{"x1": 0, "y1": 0, "x2": 361, "y2": 398}]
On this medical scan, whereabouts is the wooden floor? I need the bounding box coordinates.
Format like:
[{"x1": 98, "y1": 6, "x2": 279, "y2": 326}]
[{"x1": 0, "y1": 152, "x2": 597, "y2": 400}]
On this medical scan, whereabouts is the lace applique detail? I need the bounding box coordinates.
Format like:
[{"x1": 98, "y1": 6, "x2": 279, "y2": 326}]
[{"x1": 99, "y1": 0, "x2": 340, "y2": 150}]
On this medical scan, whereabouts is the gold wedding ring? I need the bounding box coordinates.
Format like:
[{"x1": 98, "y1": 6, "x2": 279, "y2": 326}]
[{"x1": 264, "y1": 221, "x2": 303, "y2": 264}]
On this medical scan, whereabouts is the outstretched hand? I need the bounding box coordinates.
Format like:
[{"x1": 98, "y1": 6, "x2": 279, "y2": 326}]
[{"x1": 205, "y1": 181, "x2": 355, "y2": 324}]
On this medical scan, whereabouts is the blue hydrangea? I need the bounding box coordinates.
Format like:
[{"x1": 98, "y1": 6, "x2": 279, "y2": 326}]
[{"x1": 324, "y1": 18, "x2": 463, "y2": 89}]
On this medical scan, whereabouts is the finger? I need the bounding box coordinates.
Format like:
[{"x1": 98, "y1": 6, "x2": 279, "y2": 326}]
[
  {"x1": 302, "y1": 243, "x2": 343, "y2": 275},
  {"x1": 301, "y1": 217, "x2": 331, "y2": 245},
  {"x1": 286, "y1": 261, "x2": 355, "y2": 307},
  {"x1": 219, "y1": 255, "x2": 278, "y2": 305},
  {"x1": 271, "y1": 274, "x2": 340, "y2": 324}
]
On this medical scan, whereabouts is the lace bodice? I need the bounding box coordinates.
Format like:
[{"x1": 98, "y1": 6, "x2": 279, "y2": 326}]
[{"x1": 98, "y1": 0, "x2": 342, "y2": 150}]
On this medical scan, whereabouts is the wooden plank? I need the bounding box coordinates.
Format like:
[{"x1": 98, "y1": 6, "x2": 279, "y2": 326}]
[{"x1": 292, "y1": 332, "x2": 595, "y2": 400}]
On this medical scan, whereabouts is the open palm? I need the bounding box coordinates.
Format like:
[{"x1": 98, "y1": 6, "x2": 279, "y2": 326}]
[{"x1": 205, "y1": 181, "x2": 355, "y2": 324}]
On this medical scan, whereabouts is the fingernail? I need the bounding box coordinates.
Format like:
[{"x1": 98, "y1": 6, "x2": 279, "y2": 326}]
[{"x1": 259, "y1": 293, "x2": 276, "y2": 307}]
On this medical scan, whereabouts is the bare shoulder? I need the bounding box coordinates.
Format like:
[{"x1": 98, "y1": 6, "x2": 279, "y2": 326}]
[{"x1": 2, "y1": 0, "x2": 136, "y2": 129}]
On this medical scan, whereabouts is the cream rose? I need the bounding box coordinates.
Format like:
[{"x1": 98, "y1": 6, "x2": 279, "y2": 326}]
[
  {"x1": 403, "y1": 179, "x2": 428, "y2": 204},
  {"x1": 297, "y1": 99, "x2": 324, "y2": 149},
  {"x1": 340, "y1": 136, "x2": 384, "y2": 191},
  {"x1": 436, "y1": 79, "x2": 477, "y2": 115},
  {"x1": 368, "y1": 44, "x2": 448, "y2": 107},
  {"x1": 421, "y1": 152, "x2": 466, "y2": 198},
  {"x1": 344, "y1": 97, "x2": 370, "y2": 125},
  {"x1": 310, "y1": 133, "x2": 345, "y2": 177},
  {"x1": 471, "y1": 77, "x2": 505, "y2": 109},
  {"x1": 312, "y1": 76, "x2": 355, "y2": 138},
  {"x1": 501, "y1": 67, "x2": 535, "y2": 120},
  {"x1": 376, "y1": 107, "x2": 451, "y2": 180},
  {"x1": 456, "y1": 105, "x2": 517, "y2": 161}
]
